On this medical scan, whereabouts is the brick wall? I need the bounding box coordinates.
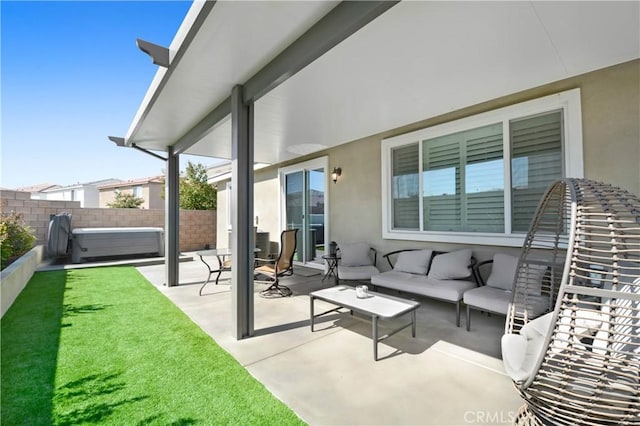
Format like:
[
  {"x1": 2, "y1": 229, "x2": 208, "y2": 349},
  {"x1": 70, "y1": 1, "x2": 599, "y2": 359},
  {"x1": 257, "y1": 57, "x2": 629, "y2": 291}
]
[{"x1": 1, "y1": 190, "x2": 215, "y2": 253}]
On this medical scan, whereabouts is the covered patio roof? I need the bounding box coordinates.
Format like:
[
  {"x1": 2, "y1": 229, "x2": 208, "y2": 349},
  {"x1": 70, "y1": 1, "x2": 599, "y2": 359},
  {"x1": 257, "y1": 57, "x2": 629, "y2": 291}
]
[
  {"x1": 123, "y1": 0, "x2": 639, "y2": 163},
  {"x1": 116, "y1": 0, "x2": 639, "y2": 338}
]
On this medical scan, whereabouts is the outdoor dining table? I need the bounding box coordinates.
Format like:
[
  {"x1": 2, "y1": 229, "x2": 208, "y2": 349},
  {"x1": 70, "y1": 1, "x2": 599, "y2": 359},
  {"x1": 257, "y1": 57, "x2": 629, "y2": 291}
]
[{"x1": 196, "y1": 248, "x2": 260, "y2": 296}]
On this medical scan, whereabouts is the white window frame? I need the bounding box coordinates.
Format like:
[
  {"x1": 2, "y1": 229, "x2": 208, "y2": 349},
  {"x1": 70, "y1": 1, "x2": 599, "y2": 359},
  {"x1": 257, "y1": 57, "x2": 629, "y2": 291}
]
[{"x1": 381, "y1": 89, "x2": 583, "y2": 247}]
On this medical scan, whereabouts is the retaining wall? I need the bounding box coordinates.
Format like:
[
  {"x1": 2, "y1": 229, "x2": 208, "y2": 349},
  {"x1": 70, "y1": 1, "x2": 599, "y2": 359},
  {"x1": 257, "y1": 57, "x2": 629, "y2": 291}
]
[
  {"x1": 1, "y1": 245, "x2": 44, "y2": 318},
  {"x1": 1, "y1": 190, "x2": 216, "y2": 252}
]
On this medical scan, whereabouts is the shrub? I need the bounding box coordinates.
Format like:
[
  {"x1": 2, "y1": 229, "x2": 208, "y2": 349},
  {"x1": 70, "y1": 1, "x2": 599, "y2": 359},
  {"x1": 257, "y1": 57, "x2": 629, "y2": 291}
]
[
  {"x1": 0, "y1": 211, "x2": 36, "y2": 270},
  {"x1": 107, "y1": 192, "x2": 144, "y2": 208}
]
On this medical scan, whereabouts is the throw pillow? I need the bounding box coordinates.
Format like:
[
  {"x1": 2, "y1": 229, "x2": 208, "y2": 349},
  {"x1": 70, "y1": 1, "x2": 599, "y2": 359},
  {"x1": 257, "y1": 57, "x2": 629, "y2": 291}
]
[
  {"x1": 339, "y1": 242, "x2": 373, "y2": 266},
  {"x1": 486, "y1": 253, "x2": 519, "y2": 290},
  {"x1": 427, "y1": 249, "x2": 472, "y2": 280},
  {"x1": 394, "y1": 249, "x2": 432, "y2": 275}
]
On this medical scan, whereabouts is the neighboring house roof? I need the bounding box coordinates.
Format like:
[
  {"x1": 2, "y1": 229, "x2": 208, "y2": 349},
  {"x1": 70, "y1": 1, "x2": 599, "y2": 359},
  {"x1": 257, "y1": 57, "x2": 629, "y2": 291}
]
[
  {"x1": 42, "y1": 178, "x2": 123, "y2": 192},
  {"x1": 15, "y1": 183, "x2": 61, "y2": 193},
  {"x1": 97, "y1": 176, "x2": 164, "y2": 190},
  {"x1": 83, "y1": 178, "x2": 123, "y2": 187}
]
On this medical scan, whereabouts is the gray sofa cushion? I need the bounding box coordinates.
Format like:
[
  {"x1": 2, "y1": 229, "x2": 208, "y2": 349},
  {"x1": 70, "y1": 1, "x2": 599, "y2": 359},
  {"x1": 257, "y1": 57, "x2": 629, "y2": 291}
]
[
  {"x1": 521, "y1": 262, "x2": 547, "y2": 296},
  {"x1": 371, "y1": 270, "x2": 476, "y2": 302},
  {"x1": 339, "y1": 242, "x2": 373, "y2": 266},
  {"x1": 463, "y1": 286, "x2": 513, "y2": 314},
  {"x1": 427, "y1": 249, "x2": 472, "y2": 280},
  {"x1": 464, "y1": 285, "x2": 549, "y2": 316},
  {"x1": 338, "y1": 265, "x2": 380, "y2": 280},
  {"x1": 394, "y1": 249, "x2": 432, "y2": 275},
  {"x1": 486, "y1": 253, "x2": 519, "y2": 290}
]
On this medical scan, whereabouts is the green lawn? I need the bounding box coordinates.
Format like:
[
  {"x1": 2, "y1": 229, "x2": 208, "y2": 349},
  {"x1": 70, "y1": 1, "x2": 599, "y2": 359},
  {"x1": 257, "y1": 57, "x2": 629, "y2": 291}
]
[{"x1": 1, "y1": 267, "x2": 304, "y2": 425}]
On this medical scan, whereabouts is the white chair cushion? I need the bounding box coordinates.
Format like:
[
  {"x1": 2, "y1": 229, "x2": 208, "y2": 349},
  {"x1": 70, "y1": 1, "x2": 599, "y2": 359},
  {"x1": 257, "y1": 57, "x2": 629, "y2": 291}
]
[
  {"x1": 427, "y1": 249, "x2": 472, "y2": 280},
  {"x1": 554, "y1": 308, "x2": 604, "y2": 353},
  {"x1": 486, "y1": 253, "x2": 519, "y2": 290},
  {"x1": 339, "y1": 242, "x2": 372, "y2": 266},
  {"x1": 394, "y1": 249, "x2": 432, "y2": 275},
  {"x1": 501, "y1": 312, "x2": 553, "y2": 382}
]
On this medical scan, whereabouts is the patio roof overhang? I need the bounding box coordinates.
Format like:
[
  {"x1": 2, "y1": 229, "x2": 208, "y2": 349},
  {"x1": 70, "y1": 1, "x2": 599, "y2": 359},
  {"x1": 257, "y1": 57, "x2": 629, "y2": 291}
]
[
  {"x1": 116, "y1": 0, "x2": 639, "y2": 339},
  {"x1": 122, "y1": 0, "x2": 639, "y2": 163}
]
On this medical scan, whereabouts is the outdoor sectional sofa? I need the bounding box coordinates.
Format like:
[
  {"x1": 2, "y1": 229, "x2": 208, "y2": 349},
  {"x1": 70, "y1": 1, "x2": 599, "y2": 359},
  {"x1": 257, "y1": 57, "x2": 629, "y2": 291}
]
[{"x1": 370, "y1": 249, "x2": 478, "y2": 327}]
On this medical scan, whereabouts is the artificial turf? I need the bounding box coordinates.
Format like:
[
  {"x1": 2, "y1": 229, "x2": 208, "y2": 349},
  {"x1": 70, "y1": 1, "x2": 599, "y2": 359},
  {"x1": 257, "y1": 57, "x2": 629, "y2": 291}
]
[{"x1": 1, "y1": 266, "x2": 304, "y2": 425}]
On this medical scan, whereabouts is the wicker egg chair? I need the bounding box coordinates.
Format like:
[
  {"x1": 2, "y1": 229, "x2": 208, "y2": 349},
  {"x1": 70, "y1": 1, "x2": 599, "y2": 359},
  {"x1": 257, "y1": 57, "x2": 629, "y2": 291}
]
[{"x1": 501, "y1": 178, "x2": 640, "y2": 425}]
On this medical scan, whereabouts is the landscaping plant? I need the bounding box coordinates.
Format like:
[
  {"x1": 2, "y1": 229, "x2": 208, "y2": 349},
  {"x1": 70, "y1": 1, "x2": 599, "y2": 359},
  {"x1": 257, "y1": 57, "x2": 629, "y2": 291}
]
[
  {"x1": 0, "y1": 211, "x2": 36, "y2": 270},
  {"x1": 106, "y1": 192, "x2": 144, "y2": 208}
]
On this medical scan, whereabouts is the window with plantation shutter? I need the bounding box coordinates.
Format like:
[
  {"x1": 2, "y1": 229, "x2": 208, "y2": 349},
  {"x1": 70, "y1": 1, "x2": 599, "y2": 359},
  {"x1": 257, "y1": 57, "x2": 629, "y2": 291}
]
[
  {"x1": 423, "y1": 134, "x2": 460, "y2": 231},
  {"x1": 422, "y1": 123, "x2": 504, "y2": 233},
  {"x1": 382, "y1": 89, "x2": 583, "y2": 247},
  {"x1": 392, "y1": 144, "x2": 419, "y2": 229},
  {"x1": 465, "y1": 124, "x2": 505, "y2": 233},
  {"x1": 511, "y1": 111, "x2": 563, "y2": 232}
]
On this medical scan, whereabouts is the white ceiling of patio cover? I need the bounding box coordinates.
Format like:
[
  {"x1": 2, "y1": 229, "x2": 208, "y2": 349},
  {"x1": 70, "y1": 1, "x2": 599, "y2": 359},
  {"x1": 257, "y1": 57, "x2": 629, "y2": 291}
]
[{"x1": 126, "y1": 1, "x2": 640, "y2": 164}]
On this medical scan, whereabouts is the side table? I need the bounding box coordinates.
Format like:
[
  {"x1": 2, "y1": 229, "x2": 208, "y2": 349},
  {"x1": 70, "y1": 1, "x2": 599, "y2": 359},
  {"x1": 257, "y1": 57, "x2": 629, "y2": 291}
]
[
  {"x1": 196, "y1": 248, "x2": 260, "y2": 296},
  {"x1": 321, "y1": 254, "x2": 340, "y2": 285},
  {"x1": 195, "y1": 248, "x2": 233, "y2": 296}
]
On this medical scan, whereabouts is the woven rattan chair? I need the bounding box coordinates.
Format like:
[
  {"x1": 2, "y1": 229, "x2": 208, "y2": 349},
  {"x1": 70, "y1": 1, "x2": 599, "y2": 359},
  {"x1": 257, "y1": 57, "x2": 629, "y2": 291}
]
[{"x1": 501, "y1": 178, "x2": 640, "y2": 425}]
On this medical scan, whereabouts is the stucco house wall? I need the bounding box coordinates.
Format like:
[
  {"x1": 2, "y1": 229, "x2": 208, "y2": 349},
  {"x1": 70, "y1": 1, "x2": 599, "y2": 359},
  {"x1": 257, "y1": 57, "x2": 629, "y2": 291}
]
[
  {"x1": 44, "y1": 186, "x2": 100, "y2": 208},
  {"x1": 217, "y1": 169, "x2": 280, "y2": 255},
  {"x1": 217, "y1": 59, "x2": 639, "y2": 266},
  {"x1": 99, "y1": 178, "x2": 164, "y2": 209},
  {"x1": 145, "y1": 183, "x2": 164, "y2": 210}
]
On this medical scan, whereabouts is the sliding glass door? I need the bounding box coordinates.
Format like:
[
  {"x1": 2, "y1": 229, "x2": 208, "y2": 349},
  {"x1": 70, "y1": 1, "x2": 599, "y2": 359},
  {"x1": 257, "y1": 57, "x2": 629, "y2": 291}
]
[{"x1": 281, "y1": 158, "x2": 328, "y2": 267}]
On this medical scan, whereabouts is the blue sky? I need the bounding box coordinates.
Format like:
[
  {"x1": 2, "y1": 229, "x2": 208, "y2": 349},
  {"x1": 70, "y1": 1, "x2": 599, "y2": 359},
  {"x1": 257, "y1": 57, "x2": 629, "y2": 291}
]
[{"x1": 2, "y1": 0, "x2": 219, "y2": 189}]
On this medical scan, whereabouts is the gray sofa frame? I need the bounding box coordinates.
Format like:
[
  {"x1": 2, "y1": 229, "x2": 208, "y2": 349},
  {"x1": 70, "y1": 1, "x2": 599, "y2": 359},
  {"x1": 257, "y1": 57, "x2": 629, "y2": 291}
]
[{"x1": 371, "y1": 249, "x2": 478, "y2": 327}]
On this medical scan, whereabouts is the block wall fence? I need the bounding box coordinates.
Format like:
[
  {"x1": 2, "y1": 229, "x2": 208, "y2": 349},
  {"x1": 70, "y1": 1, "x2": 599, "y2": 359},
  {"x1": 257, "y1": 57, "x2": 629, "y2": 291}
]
[{"x1": 1, "y1": 190, "x2": 216, "y2": 253}]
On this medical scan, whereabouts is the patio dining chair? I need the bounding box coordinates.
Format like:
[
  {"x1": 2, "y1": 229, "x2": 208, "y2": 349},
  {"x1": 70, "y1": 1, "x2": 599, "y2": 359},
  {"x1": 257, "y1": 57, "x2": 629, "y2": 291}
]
[
  {"x1": 500, "y1": 178, "x2": 640, "y2": 425},
  {"x1": 255, "y1": 228, "x2": 298, "y2": 298}
]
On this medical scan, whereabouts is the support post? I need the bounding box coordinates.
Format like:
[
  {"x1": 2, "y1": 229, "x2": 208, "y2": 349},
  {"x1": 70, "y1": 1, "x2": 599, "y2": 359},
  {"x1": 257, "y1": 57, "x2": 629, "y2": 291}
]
[
  {"x1": 165, "y1": 146, "x2": 180, "y2": 287},
  {"x1": 231, "y1": 84, "x2": 254, "y2": 339}
]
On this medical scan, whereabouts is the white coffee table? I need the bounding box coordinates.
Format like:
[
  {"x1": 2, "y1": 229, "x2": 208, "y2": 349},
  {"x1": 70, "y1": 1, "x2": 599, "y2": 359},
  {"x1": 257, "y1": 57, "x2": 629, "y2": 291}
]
[{"x1": 310, "y1": 285, "x2": 420, "y2": 361}]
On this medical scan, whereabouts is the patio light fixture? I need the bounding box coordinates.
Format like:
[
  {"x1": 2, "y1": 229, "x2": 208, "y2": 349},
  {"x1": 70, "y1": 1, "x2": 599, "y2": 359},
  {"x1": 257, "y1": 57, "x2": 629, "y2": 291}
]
[
  {"x1": 136, "y1": 38, "x2": 170, "y2": 68},
  {"x1": 331, "y1": 167, "x2": 342, "y2": 184}
]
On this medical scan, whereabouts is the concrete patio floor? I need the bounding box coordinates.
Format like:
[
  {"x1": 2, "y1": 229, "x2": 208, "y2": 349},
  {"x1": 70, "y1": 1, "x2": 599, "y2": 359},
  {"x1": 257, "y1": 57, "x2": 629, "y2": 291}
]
[{"x1": 134, "y1": 255, "x2": 524, "y2": 425}]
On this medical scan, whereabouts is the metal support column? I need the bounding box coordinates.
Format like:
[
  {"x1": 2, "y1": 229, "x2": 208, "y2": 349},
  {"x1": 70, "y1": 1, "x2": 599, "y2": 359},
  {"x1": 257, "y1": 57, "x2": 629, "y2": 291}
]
[
  {"x1": 165, "y1": 145, "x2": 180, "y2": 287},
  {"x1": 231, "y1": 84, "x2": 254, "y2": 339}
]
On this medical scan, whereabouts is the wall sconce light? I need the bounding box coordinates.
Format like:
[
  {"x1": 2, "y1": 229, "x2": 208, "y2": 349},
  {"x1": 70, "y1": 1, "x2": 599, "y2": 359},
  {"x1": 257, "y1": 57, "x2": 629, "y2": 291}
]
[{"x1": 331, "y1": 167, "x2": 342, "y2": 184}]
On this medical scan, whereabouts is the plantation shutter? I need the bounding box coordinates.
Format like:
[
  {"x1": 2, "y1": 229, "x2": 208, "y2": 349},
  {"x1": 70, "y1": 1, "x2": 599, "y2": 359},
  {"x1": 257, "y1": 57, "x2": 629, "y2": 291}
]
[
  {"x1": 423, "y1": 123, "x2": 503, "y2": 232},
  {"x1": 392, "y1": 143, "x2": 419, "y2": 229},
  {"x1": 511, "y1": 110, "x2": 563, "y2": 232},
  {"x1": 465, "y1": 124, "x2": 504, "y2": 232},
  {"x1": 422, "y1": 134, "x2": 461, "y2": 231}
]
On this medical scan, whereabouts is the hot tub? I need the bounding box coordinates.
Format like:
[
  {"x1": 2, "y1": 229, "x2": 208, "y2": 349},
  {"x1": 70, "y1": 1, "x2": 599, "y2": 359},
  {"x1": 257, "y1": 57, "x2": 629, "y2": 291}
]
[{"x1": 71, "y1": 227, "x2": 164, "y2": 263}]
